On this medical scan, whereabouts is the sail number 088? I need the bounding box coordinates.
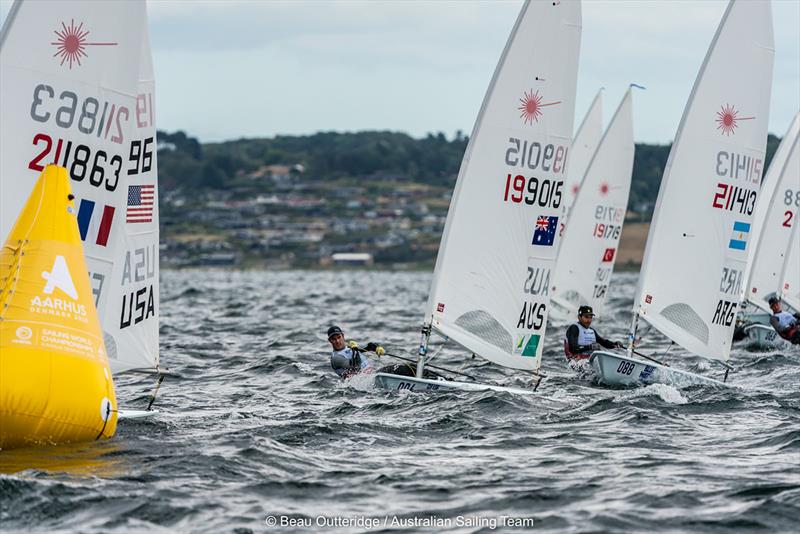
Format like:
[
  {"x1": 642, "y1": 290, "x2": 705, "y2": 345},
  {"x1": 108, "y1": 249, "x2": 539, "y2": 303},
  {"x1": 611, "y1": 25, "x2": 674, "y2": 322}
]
[{"x1": 616, "y1": 361, "x2": 635, "y2": 375}]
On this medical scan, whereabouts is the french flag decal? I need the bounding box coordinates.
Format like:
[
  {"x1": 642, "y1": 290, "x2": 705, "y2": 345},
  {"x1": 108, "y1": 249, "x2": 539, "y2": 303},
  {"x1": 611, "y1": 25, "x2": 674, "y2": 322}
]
[{"x1": 76, "y1": 199, "x2": 115, "y2": 247}]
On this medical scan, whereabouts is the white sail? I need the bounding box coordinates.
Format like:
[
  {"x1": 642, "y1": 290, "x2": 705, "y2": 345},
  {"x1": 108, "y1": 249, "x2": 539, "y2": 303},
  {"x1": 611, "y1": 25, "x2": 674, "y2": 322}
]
[
  {"x1": 633, "y1": 0, "x2": 774, "y2": 363},
  {"x1": 562, "y1": 89, "x2": 603, "y2": 223},
  {"x1": 551, "y1": 88, "x2": 635, "y2": 318},
  {"x1": 424, "y1": 0, "x2": 581, "y2": 371},
  {"x1": 745, "y1": 113, "x2": 800, "y2": 311},
  {"x1": 0, "y1": 0, "x2": 159, "y2": 374},
  {"x1": 779, "y1": 214, "x2": 800, "y2": 311}
]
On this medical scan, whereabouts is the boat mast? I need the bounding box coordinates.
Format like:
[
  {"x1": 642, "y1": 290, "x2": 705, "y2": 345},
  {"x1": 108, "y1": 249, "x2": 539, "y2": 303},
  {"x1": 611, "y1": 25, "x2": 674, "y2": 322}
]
[
  {"x1": 626, "y1": 311, "x2": 639, "y2": 358},
  {"x1": 0, "y1": 0, "x2": 22, "y2": 49},
  {"x1": 416, "y1": 324, "x2": 431, "y2": 378}
]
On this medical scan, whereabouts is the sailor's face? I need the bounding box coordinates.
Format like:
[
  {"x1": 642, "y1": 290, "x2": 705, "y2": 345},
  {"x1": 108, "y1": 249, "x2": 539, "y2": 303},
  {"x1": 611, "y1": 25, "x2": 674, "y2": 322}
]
[
  {"x1": 329, "y1": 333, "x2": 345, "y2": 350},
  {"x1": 579, "y1": 314, "x2": 594, "y2": 328},
  {"x1": 770, "y1": 301, "x2": 782, "y2": 313}
]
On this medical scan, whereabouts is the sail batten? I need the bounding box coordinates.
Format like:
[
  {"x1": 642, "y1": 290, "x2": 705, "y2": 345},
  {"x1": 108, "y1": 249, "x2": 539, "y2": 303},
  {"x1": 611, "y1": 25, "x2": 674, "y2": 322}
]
[
  {"x1": 424, "y1": 0, "x2": 581, "y2": 370},
  {"x1": 632, "y1": 0, "x2": 775, "y2": 363}
]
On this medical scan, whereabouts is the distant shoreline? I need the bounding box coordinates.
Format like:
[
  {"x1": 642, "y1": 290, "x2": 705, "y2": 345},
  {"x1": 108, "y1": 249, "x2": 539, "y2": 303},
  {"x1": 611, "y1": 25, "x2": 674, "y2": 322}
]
[{"x1": 163, "y1": 222, "x2": 649, "y2": 272}]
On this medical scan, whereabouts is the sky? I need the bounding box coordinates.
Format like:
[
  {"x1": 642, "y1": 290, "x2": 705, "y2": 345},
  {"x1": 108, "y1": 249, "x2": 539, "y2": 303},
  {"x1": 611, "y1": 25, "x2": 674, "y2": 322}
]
[{"x1": 1, "y1": 0, "x2": 799, "y2": 144}]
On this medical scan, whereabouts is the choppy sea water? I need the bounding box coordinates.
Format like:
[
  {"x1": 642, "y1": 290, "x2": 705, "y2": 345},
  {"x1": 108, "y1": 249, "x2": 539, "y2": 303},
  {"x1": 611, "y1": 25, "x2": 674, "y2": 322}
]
[{"x1": 1, "y1": 270, "x2": 799, "y2": 533}]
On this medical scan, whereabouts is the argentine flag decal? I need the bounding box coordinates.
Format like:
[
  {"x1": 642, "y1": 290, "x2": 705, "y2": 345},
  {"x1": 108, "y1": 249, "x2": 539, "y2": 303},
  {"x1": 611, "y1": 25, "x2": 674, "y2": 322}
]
[{"x1": 729, "y1": 221, "x2": 750, "y2": 251}]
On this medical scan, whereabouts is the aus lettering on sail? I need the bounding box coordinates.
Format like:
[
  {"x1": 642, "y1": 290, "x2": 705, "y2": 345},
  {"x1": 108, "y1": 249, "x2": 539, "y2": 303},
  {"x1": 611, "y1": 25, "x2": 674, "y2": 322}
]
[{"x1": 508, "y1": 89, "x2": 571, "y2": 359}]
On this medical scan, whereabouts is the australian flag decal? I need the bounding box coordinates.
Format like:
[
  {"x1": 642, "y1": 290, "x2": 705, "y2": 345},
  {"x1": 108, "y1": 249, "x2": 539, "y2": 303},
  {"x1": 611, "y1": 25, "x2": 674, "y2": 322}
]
[{"x1": 532, "y1": 215, "x2": 558, "y2": 246}]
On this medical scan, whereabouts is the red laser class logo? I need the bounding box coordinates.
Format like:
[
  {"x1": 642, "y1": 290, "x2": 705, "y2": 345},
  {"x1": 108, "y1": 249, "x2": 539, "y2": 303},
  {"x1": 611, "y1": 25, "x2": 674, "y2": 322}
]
[
  {"x1": 715, "y1": 104, "x2": 754, "y2": 136},
  {"x1": 518, "y1": 90, "x2": 561, "y2": 125},
  {"x1": 599, "y1": 182, "x2": 610, "y2": 196},
  {"x1": 51, "y1": 19, "x2": 117, "y2": 69}
]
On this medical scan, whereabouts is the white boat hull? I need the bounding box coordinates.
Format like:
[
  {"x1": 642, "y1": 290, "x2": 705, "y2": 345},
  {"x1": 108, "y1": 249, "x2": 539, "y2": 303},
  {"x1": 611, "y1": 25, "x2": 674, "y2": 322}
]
[
  {"x1": 743, "y1": 323, "x2": 788, "y2": 350},
  {"x1": 118, "y1": 409, "x2": 159, "y2": 421},
  {"x1": 741, "y1": 311, "x2": 771, "y2": 325},
  {"x1": 589, "y1": 351, "x2": 728, "y2": 388},
  {"x1": 372, "y1": 373, "x2": 536, "y2": 396}
]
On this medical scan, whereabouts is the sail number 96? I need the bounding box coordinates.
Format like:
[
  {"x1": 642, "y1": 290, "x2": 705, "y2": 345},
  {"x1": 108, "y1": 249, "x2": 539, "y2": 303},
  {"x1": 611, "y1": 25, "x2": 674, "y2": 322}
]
[{"x1": 503, "y1": 174, "x2": 563, "y2": 208}]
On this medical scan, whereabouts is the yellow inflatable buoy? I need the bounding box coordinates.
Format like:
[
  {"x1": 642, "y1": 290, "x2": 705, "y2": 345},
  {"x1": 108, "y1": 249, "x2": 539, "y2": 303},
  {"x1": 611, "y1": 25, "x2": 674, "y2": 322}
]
[{"x1": 0, "y1": 165, "x2": 117, "y2": 449}]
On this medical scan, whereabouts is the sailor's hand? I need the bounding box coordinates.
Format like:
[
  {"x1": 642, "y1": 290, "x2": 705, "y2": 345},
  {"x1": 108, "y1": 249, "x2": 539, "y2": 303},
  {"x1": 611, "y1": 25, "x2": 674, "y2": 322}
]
[
  {"x1": 615, "y1": 341, "x2": 624, "y2": 349},
  {"x1": 375, "y1": 346, "x2": 385, "y2": 356},
  {"x1": 365, "y1": 342, "x2": 378, "y2": 352},
  {"x1": 348, "y1": 340, "x2": 359, "y2": 349}
]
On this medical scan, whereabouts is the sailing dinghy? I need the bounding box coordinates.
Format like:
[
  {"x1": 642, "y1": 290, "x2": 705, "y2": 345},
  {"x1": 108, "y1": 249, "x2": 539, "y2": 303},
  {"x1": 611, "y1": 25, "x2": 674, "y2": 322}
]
[
  {"x1": 0, "y1": 0, "x2": 162, "y2": 416},
  {"x1": 590, "y1": 0, "x2": 775, "y2": 387},
  {"x1": 737, "y1": 113, "x2": 800, "y2": 348},
  {"x1": 549, "y1": 88, "x2": 636, "y2": 322},
  {"x1": 374, "y1": 0, "x2": 581, "y2": 393}
]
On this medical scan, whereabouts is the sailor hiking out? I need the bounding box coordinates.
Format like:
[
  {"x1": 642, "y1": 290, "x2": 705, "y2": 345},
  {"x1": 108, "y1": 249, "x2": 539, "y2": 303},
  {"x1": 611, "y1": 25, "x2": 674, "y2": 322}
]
[
  {"x1": 563, "y1": 305, "x2": 623, "y2": 361},
  {"x1": 768, "y1": 298, "x2": 800, "y2": 344},
  {"x1": 327, "y1": 325, "x2": 443, "y2": 380},
  {"x1": 327, "y1": 325, "x2": 376, "y2": 378}
]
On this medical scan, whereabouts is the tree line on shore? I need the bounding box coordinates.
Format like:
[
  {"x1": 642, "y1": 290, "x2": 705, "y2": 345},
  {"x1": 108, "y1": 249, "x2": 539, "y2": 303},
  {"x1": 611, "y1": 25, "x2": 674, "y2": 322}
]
[{"x1": 157, "y1": 129, "x2": 781, "y2": 219}]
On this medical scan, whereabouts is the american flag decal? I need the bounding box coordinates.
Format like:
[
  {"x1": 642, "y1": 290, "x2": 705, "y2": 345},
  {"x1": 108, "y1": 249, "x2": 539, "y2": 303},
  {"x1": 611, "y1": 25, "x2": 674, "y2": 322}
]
[{"x1": 127, "y1": 184, "x2": 155, "y2": 223}]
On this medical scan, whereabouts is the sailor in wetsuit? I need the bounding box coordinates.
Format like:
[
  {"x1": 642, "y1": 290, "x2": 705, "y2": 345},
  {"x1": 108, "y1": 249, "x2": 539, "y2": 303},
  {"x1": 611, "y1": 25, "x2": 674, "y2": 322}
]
[
  {"x1": 563, "y1": 305, "x2": 622, "y2": 361},
  {"x1": 768, "y1": 297, "x2": 800, "y2": 344},
  {"x1": 327, "y1": 325, "x2": 374, "y2": 378}
]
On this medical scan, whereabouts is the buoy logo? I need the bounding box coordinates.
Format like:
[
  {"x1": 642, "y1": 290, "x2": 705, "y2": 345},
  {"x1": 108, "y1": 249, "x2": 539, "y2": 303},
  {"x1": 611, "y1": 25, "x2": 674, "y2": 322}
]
[
  {"x1": 15, "y1": 326, "x2": 33, "y2": 340},
  {"x1": 42, "y1": 256, "x2": 78, "y2": 300},
  {"x1": 13, "y1": 326, "x2": 33, "y2": 345}
]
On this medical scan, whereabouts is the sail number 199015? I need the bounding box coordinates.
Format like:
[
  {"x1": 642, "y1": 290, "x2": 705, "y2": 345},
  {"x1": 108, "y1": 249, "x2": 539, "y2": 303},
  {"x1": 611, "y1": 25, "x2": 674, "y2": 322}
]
[
  {"x1": 502, "y1": 137, "x2": 567, "y2": 209},
  {"x1": 503, "y1": 174, "x2": 563, "y2": 208},
  {"x1": 505, "y1": 137, "x2": 568, "y2": 173}
]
